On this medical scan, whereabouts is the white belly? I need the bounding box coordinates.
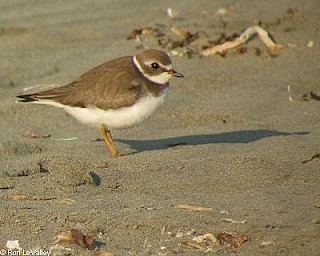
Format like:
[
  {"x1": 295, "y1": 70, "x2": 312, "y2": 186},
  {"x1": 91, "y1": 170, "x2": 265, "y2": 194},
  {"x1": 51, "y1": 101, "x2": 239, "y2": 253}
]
[{"x1": 63, "y1": 88, "x2": 169, "y2": 129}]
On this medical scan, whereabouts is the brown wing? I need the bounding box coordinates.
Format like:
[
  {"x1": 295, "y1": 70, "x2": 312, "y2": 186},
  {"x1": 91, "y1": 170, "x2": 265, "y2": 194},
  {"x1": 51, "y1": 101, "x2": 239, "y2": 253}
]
[{"x1": 18, "y1": 56, "x2": 144, "y2": 110}]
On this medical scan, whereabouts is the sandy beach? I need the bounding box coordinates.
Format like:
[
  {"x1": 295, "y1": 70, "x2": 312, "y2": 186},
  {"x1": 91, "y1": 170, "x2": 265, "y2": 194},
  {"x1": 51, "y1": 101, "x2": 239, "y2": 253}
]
[{"x1": 0, "y1": 1, "x2": 319, "y2": 255}]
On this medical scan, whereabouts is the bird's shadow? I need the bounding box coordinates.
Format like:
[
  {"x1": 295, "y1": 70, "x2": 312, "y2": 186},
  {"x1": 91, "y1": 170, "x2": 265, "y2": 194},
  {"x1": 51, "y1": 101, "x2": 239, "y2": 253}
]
[{"x1": 116, "y1": 129, "x2": 309, "y2": 153}]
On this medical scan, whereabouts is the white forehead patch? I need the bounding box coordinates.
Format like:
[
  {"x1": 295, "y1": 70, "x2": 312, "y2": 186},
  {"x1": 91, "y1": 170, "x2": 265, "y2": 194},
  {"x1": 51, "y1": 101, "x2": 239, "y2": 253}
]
[{"x1": 133, "y1": 56, "x2": 172, "y2": 84}]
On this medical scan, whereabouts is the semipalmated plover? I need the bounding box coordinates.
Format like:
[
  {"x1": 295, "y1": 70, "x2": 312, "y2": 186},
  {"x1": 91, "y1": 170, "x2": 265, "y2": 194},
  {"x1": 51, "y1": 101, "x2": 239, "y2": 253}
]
[{"x1": 17, "y1": 49, "x2": 183, "y2": 157}]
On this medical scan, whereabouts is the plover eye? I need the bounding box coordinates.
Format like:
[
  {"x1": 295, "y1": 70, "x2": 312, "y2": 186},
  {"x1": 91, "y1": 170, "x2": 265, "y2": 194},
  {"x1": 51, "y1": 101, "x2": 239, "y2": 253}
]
[{"x1": 151, "y1": 62, "x2": 160, "y2": 70}]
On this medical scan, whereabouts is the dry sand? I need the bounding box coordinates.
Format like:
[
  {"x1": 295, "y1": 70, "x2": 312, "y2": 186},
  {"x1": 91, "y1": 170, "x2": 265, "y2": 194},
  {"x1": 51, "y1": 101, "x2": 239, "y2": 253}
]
[{"x1": 0, "y1": 1, "x2": 319, "y2": 255}]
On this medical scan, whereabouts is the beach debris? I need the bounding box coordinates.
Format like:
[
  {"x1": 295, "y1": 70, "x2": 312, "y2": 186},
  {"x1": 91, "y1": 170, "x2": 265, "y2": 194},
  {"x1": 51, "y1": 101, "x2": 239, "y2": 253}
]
[
  {"x1": 127, "y1": 7, "x2": 288, "y2": 58},
  {"x1": 126, "y1": 27, "x2": 160, "y2": 49},
  {"x1": 52, "y1": 137, "x2": 78, "y2": 141},
  {"x1": 218, "y1": 231, "x2": 248, "y2": 249},
  {"x1": 301, "y1": 153, "x2": 320, "y2": 164},
  {"x1": 299, "y1": 91, "x2": 320, "y2": 101},
  {"x1": 167, "y1": 228, "x2": 196, "y2": 238},
  {"x1": 128, "y1": 23, "x2": 283, "y2": 58},
  {"x1": 6, "y1": 195, "x2": 76, "y2": 204},
  {"x1": 85, "y1": 171, "x2": 101, "y2": 186},
  {"x1": 182, "y1": 232, "x2": 218, "y2": 252},
  {"x1": 260, "y1": 240, "x2": 275, "y2": 247},
  {"x1": 170, "y1": 27, "x2": 207, "y2": 48},
  {"x1": 221, "y1": 218, "x2": 247, "y2": 224},
  {"x1": 55, "y1": 229, "x2": 96, "y2": 250},
  {"x1": 288, "y1": 88, "x2": 320, "y2": 102},
  {"x1": 0, "y1": 240, "x2": 21, "y2": 255},
  {"x1": 177, "y1": 204, "x2": 214, "y2": 212},
  {"x1": 175, "y1": 231, "x2": 184, "y2": 238},
  {"x1": 96, "y1": 162, "x2": 109, "y2": 169},
  {"x1": 54, "y1": 198, "x2": 76, "y2": 205},
  {"x1": 192, "y1": 233, "x2": 217, "y2": 243},
  {"x1": 202, "y1": 26, "x2": 284, "y2": 56},
  {"x1": 220, "y1": 210, "x2": 229, "y2": 215},
  {"x1": 0, "y1": 184, "x2": 15, "y2": 190},
  {"x1": 287, "y1": 85, "x2": 293, "y2": 102},
  {"x1": 167, "y1": 7, "x2": 179, "y2": 19},
  {"x1": 23, "y1": 130, "x2": 51, "y2": 139},
  {"x1": 307, "y1": 40, "x2": 314, "y2": 48},
  {"x1": 216, "y1": 8, "x2": 228, "y2": 16},
  {"x1": 171, "y1": 27, "x2": 206, "y2": 42},
  {"x1": 7, "y1": 195, "x2": 57, "y2": 201},
  {"x1": 171, "y1": 27, "x2": 191, "y2": 40},
  {"x1": 183, "y1": 242, "x2": 206, "y2": 251},
  {"x1": 126, "y1": 27, "x2": 155, "y2": 40},
  {"x1": 6, "y1": 240, "x2": 21, "y2": 250},
  {"x1": 168, "y1": 228, "x2": 248, "y2": 253}
]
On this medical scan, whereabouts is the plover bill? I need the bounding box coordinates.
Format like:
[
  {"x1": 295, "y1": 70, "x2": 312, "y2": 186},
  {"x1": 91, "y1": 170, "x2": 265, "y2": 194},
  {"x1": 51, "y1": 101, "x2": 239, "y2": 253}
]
[{"x1": 17, "y1": 49, "x2": 184, "y2": 157}]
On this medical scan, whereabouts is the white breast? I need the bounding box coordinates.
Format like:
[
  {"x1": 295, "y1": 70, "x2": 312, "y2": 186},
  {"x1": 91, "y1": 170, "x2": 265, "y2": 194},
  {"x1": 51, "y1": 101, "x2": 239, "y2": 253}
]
[{"x1": 62, "y1": 88, "x2": 169, "y2": 129}]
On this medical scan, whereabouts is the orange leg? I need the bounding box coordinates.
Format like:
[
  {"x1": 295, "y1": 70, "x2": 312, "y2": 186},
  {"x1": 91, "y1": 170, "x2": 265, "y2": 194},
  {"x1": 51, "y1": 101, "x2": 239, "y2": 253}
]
[{"x1": 100, "y1": 124, "x2": 122, "y2": 157}]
